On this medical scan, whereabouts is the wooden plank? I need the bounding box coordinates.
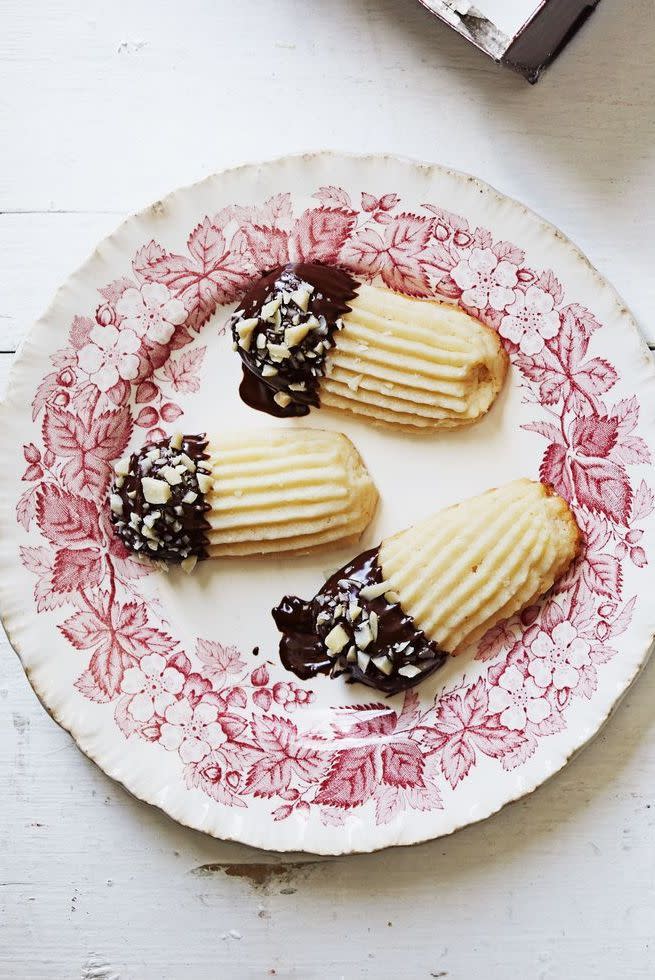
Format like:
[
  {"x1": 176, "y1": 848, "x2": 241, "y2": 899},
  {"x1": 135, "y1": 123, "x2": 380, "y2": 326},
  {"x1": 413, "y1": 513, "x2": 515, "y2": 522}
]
[
  {"x1": 1, "y1": 634, "x2": 653, "y2": 978},
  {"x1": 1, "y1": 0, "x2": 655, "y2": 974},
  {"x1": 0, "y1": 213, "x2": 122, "y2": 351},
  {"x1": 0, "y1": 354, "x2": 11, "y2": 398},
  {"x1": 0, "y1": 0, "x2": 653, "y2": 343}
]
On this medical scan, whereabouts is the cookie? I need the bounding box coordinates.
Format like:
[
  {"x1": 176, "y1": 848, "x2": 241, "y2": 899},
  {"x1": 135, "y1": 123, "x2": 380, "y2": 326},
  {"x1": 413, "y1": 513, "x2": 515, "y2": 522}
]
[
  {"x1": 109, "y1": 429, "x2": 378, "y2": 569},
  {"x1": 379, "y1": 479, "x2": 581, "y2": 654},
  {"x1": 231, "y1": 263, "x2": 508, "y2": 430},
  {"x1": 272, "y1": 480, "x2": 580, "y2": 693}
]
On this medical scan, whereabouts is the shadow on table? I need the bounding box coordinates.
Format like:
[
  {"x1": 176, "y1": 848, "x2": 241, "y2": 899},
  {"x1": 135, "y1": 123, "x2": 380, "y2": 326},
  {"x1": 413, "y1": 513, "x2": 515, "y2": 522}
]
[
  {"x1": 141, "y1": 647, "x2": 655, "y2": 893},
  {"x1": 366, "y1": 0, "x2": 655, "y2": 186}
]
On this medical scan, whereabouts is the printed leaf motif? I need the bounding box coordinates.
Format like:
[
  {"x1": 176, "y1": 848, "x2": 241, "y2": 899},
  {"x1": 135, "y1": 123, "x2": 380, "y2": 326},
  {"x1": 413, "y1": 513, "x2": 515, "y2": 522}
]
[
  {"x1": 132, "y1": 241, "x2": 169, "y2": 281},
  {"x1": 60, "y1": 600, "x2": 174, "y2": 697},
  {"x1": 574, "y1": 358, "x2": 618, "y2": 398},
  {"x1": 17, "y1": 485, "x2": 40, "y2": 531},
  {"x1": 570, "y1": 457, "x2": 632, "y2": 525},
  {"x1": 74, "y1": 668, "x2": 113, "y2": 703},
  {"x1": 576, "y1": 663, "x2": 598, "y2": 700},
  {"x1": 234, "y1": 224, "x2": 289, "y2": 272},
  {"x1": 397, "y1": 689, "x2": 420, "y2": 730},
  {"x1": 607, "y1": 596, "x2": 637, "y2": 638},
  {"x1": 379, "y1": 213, "x2": 434, "y2": 295},
  {"x1": 611, "y1": 396, "x2": 639, "y2": 437},
  {"x1": 88, "y1": 644, "x2": 125, "y2": 699},
  {"x1": 581, "y1": 553, "x2": 622, "y2": 599},
  {"x1": 218, "y1": 713, "x2": 247, "y2": 741},
  {"x1": 247, "y1": 715, "x2": 321, "y2": 798},
  {"x1": 500, "y1": 735, "x2": 537, "y2": 770},
  {"x1": 540, "y1": 443, "x2": 573, "y2": 501},
  {"x1": 572, "y1": 415, "x2": 619, "y2": 458},
  {"x1": 535, "y1": 310, "x2": 618, "y2": 410},
  {"x1": 493, "y1": 241, "x2": 525, "y2": 264},
  {"x1": 20, "y1": 545, "x2": 52, "y2": 578},
  {"x1": 162, "y1": 346, "x2": 206, "y2": 394},
  {"x1": 425, "y1": 679, "x2": 527, "y2": 789},
  {"x1": 440, "y1": 735, "x2": 476, "y2": 789},
  {"x1": 58, "y1": 607, "x2": 110, "y2": 650},
  {"x1": 537, "y1": 269, "x2": 564, "y2": 305},
  {"x1": 313, "y1": 186, "x2": 353, "y2": 209},
  {"x1": 341, "y1": 212, "x2": 434, "y2": 295},
  {"x1": 43, "y1": 406, "x2": 132, "y2": 500},
  {"x1": 632, "y1": 481, "x2": 655, "y2": 521},
  {"x1": 263, "y1": 192, "x2": 293, "y2": 224},
  {"x1": 250, "y1": 714, "x2": 298, "y2": 756},
  {"x1": 99, "y1": 277, "x2": 135, "y2": 305},
  {"x1": 348, "y1": 709, "x2": 397, "y2": 739},
  {"x1": 195, "y1": 638, "x2": 246, "y2": 688},
  {"x1": 134, "y1": 221, "x2": 253, "y2": 332},
  {"x1": 476, "y1": 620, "x2": 516, "y2": 662},
  {"x1": 314, "y1": 747, "x2": 377, "y2": 808},
  {"x1": 339, "y1": 226, "x2": 386, "y2": 278},
  {"x1": 68, "y1": 316, "x2": 95, "y2": 350},
  {"x1": 272, "y1": 804, "x2": 294, "y2": 822},
  {"x1": 32, "y1": 372, "x2": 63, "y2": 421},
  {"x1": 562, "y1": 303, "x2": 602, "y2": 339},
  {"x1": 374, "y1": 785, "x2": 404, "y2": 825},
  {"x1": 114, "y1": 694, "x2": 142, "y2": 737},
  {"x1": 36, "y1": 486, "x2": 101, "y2": 546},
  {"x1": 612, "y1": 436, "x2": 651, "y2": 466},
  {"x1": 380, "y1": 741, "x2": 424, "y2": 789},
  {"x1": 52, "y1": 547, "x2": 103, "y2": 592},
  {"x1": 522, "y1": 420, "x2": 566, "y2": 445},
  {"x1": 20, "y1": 544, "x2": 69, "y2": 612},
  {"x1": 246, "y1": 756, "x2": 295, "y2": 798},
  {"x1": 290, "y1": 207, "x2": 356, "y2": 265},
  {"x1": 378, "y1": 193, "x2": 400, "y2": 212}
]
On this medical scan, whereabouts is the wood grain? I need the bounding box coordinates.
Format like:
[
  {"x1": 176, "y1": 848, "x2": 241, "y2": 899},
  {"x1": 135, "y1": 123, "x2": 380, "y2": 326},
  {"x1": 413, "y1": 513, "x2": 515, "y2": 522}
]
[
  {"x1": 1, "y1": 635, "x2": 653, "y2": 979},
  {"x1": 1, "y1": 0, "x2": 655, "y2": 975},
  {"x1": 0, "y1": 0, "x2": 653, "y2": 348}
]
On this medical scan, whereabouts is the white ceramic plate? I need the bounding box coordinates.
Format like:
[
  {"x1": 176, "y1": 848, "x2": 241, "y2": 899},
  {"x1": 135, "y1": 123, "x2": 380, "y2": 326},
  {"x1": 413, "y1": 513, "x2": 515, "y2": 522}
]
[{"x1": 1, "y1": 153, "x2": 654, "y2": 854}]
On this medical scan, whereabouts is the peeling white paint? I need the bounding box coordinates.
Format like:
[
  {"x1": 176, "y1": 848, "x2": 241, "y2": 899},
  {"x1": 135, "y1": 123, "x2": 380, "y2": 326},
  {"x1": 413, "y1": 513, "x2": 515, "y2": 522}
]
[
  {"x1": 1, "y1": 0, "x2": 655, "y2": 976},
  {"x1": 80, "y1": 954, "x2": 119, "y2": 980}
]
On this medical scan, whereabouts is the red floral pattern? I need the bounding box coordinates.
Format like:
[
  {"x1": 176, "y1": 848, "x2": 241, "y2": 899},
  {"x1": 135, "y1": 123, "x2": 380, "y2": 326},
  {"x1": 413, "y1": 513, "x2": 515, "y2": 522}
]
[{"x1": 16, "y1": 187, "x2": 652, "y2": 823}]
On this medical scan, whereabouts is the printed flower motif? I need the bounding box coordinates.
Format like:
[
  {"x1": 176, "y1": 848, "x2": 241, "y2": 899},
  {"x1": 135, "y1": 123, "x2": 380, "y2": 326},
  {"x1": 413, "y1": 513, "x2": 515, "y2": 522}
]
[
  {"x1": 488, "y1": 664, "x2": 551, "y2": 730},
  {"x1": 159, "y1": 699, "x2": 226, "y2": 763},
  {"x1": 528, "y1": 623, "x2": 591, "y2": 691},
  {"x1": 499, "y1": 285, "x2": 560, "y2": 355},
  {"x1": 451, "y1": 248, "x2": 518, "y2": 311},
  {"x1": 77, "y1": 324, "x2": 141, "y2": 391},
  {"x1": 116, "y1": 282, "x2": 186, "y2": 345},
  {"x1": 121, "y1": 654, "x2": 185, "y2": 722},
  {"x1": 18, "y1": 189, "x2": 651, "y2": 822}
]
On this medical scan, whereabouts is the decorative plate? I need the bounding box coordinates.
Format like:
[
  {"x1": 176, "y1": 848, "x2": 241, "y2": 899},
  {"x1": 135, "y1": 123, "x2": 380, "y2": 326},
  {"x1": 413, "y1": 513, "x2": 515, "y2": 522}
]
[{"x1": 1, "y1": 153, "x2": 654, "y2": 855}]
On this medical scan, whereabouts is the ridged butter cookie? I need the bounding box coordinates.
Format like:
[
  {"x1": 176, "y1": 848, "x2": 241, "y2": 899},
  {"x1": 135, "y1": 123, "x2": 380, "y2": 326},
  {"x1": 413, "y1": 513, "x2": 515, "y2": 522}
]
[
  {"x1": 231, "y1": 263, "x2": 508, "y2": 430},
  {"x1": 273, "y1": 480, "x2": 580, "y2": 694},
  {"x1": 109, "y1": 429, "x2": 378, "y2": 568}
]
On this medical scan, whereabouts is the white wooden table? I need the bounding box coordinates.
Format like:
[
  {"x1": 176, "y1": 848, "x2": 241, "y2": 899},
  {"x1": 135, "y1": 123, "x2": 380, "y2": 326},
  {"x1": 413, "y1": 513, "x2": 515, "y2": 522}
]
[{"x1": 2, "y1": 2, "x2": 654, "y2": 977}]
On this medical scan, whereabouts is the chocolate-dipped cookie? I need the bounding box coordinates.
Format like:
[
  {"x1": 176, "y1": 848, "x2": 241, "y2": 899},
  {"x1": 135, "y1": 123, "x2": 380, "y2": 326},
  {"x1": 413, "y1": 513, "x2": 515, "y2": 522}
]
[
  {"x1": 231, "y1": 262, "x2": 508, "y2": 430},
  {"x1": 273, "y1": 479, "x2": 580, "y2": 693},
  {"x1": 110, "y1": 428, "x2": 378, "y2": 569}
]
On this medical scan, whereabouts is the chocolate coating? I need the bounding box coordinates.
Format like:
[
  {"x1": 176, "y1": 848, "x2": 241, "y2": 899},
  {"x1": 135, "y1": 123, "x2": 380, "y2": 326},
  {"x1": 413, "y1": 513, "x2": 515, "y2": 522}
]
[
  {"x1": 231, "y1": 263, "x2": 359, "y2": 418},
  {"x1": 272, "y1": 548, "x2": 448, "y2": 695},
  {"x1": 109, "y1": 434, "x2": 212, "y2": 564}
]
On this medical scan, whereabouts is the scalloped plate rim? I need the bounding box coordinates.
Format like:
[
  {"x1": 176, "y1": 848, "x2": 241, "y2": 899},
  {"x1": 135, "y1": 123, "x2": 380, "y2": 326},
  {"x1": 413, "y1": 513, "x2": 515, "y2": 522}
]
[{"x1": 0, "y1": 151, "x2": 653, "y2": 854}]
